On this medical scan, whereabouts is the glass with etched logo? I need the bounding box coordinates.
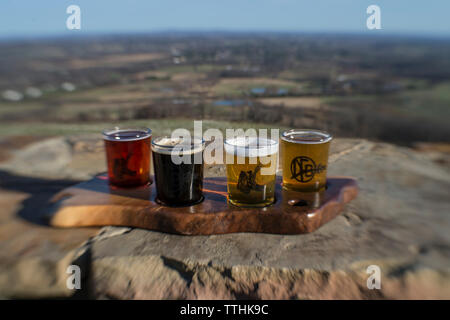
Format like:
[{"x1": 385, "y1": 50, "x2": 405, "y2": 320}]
[
  {"x1": 224, "y1": 137, "x2": 278, "y2": 207},
  {"x1": 281, "y1": 129, "x2": 332, "y2": 192}
]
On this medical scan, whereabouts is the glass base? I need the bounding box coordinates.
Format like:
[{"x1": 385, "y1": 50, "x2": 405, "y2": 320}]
[
  {"x1": 155, "y1": 195, "x2": 204, "y2": 207},
  {"x1": 282, "y1": 182, "x2": 327, "y2": 193},
  {"x1": 228, "y1": 198, "x2": 275, "y2": 208}
]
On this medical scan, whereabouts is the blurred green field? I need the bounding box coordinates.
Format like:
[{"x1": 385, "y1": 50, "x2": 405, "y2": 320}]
[
  {"x1": 323, "y1": 81, "x2": 450, "y2": 125},
  {"x1": 0, "y1": 118, "x2": 287, "y2": 138}
]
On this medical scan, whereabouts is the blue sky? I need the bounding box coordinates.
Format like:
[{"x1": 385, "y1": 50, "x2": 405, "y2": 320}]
[{"x1": 0, "y1": 0, "x2": 449, "y2": 38}]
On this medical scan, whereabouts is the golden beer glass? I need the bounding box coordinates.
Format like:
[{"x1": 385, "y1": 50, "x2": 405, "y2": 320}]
[
  {"x1": 281, "y1": 129, "x2": 332, "y2": 192},
  {"x1": 224, "y1": 137, "x2": 278, "y2": 207}
]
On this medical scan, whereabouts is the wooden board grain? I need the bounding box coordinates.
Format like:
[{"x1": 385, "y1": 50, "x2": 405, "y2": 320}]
[{"x1": 47, "y1": 174, "x2": 358, "y2": 235}]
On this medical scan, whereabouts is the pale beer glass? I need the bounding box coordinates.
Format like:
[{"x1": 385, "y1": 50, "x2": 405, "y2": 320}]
[{"x1": 224, "y1": 137, "x2": 278, "y2": 207}]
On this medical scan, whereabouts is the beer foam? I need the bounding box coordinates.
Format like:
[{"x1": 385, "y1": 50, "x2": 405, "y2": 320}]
[
  {"x1": 224, "y1": 137, "x2": 278, "y2": 158},
  {"x1": 155, "y1": 137, "x2": 184, "y2": 147},
  {"x1": 152, "y1": 137, "x2": 205, "y2": 155},
  {"x1": 103, "y1": 128, "x2": 151, "y2": 142}
]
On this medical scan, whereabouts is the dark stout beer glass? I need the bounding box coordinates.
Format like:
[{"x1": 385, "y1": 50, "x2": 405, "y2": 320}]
[
  {"x1": 152, "y1": 137, "x2": 205, "y2": 206},
  {"x1": 103, "y1": 127, "x2": 152, "y2": 188}
]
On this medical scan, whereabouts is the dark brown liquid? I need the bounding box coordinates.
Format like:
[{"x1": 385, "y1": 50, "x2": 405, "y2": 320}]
[
  {"x1": 152, "y1": 150, "x2": 203, "y2": 206},
  {"x1": 104, "y1": 130, "x2": 151, "y2": 187}
]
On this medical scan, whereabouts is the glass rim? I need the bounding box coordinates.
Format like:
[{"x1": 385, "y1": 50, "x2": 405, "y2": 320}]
[
  {"x1": 102, "y1": 127, "x2": 152, "y2": 141},
  {"x1": 224, "y1": 136, "x2": 279, "y2": 149},
  {"x1": 151, "y1": 136, "x2": 205, "y2": 149},
  {"x1": 280, "y1": 129, "x2": 332, "y2": 144},
  {"x1": 224, "y1": 136, "x2": 279, "y2": 157}
]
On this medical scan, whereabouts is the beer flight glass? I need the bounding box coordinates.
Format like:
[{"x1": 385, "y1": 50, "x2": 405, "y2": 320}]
[
  {"x1": 152, "y1": 136, "x2": 205, "y2": 206},
  {"x1": 103, "y1": 127, "x2": 152, "y2": 187},
  {"x1": 224, "y1": 136, "x2": 279, "y2": 207},
  {"x1": 280, "y1": 129, "x2": 332, "y2": 192}
]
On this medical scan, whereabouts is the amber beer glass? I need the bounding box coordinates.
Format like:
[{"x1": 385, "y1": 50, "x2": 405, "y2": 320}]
[
  {"x1": 225, "y1": 137, "x2": 278, "y2": 207},
  {"x1": 281, "y1": 129, "x2": 332, "y2": 192},
  {"x1": 103, "y1": 127, "x2": 152, "y2": 187}
]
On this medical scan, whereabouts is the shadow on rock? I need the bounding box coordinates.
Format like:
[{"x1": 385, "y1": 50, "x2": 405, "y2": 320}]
[{"x1": 0, "y1": 169, "x2": 82, "y2": 225}]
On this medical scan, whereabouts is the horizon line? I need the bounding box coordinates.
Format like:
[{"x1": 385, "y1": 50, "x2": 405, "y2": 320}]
[{"x1": 1, "y1": 29, "x2": 450, "y2": 42}]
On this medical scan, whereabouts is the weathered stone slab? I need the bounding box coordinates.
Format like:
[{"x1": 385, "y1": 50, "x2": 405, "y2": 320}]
[{"x1": 0, "y1": 136, "x2": 449, "y2": 299}]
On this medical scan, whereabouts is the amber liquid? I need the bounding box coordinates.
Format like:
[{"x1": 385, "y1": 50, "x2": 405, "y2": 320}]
[
  {"x1": 226, "y1": 153, "x2": 277, "y2": 207},
  {"x1": 104, "y1": 131, "x2": 151, "y2": 187},
  {"x1": 281, "y1": 138, "x2": 330, "y2": 192}
]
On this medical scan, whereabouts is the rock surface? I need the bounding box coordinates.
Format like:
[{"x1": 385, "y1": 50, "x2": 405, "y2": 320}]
[{"x1": 0, "y1": 135, "x2": 449, "y2": 299}]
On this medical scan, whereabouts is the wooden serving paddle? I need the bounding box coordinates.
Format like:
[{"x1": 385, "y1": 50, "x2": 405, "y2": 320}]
[{"x1": 46, "y1": 175, "x2": 358, "y2": 235}]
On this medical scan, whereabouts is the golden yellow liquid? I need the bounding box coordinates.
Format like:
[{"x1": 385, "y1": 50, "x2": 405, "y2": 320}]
[
  {"x1": 281, "y1": 138, "x2": 330, "y2": 192},
  {"x1": 226, "y1": 153, "x2": 277, "y2": 207}
]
